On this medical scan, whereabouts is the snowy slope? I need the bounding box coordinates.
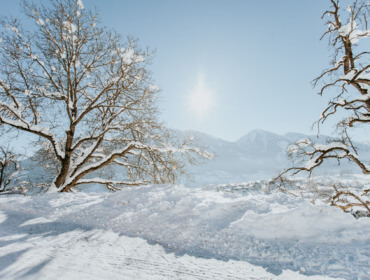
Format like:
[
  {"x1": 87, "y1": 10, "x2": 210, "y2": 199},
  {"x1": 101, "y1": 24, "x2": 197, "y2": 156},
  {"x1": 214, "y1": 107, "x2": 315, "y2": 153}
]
[
  {"x1": 185, "y1": 129, "x2": 370, "y2": 186},
  {"x1": 1, "y1": 184, "x2": 369, "y2": 279}
]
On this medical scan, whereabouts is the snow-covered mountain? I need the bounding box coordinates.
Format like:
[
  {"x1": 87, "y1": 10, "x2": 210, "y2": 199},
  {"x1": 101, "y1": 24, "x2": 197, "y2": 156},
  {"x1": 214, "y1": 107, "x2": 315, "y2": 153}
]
[
  {"x1": 18, "y1": 129, "x2": 369, "y2": 190},
  {"x1": 185, "y1": 129, "x2": 370, "y2": 186}
]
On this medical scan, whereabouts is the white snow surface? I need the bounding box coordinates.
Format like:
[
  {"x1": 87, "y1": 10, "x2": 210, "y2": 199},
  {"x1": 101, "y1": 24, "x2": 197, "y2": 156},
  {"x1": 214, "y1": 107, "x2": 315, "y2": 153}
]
[{"x1": 1, "y1": 184, "x2": 369, "y2": 279}]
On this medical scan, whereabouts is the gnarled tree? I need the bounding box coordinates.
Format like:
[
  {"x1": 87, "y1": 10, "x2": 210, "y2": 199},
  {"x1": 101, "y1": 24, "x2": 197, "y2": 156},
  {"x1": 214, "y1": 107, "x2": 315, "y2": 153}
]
[
  {"x1": 275, "y1": 0, "x2": 369, "y2": 213},
  {"x1": 0, "y1": 0, "x2": 211, "y2": 192}
]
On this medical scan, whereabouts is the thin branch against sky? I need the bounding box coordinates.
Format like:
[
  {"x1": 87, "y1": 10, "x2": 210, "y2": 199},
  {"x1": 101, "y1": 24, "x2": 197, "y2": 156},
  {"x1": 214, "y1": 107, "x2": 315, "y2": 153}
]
[{"x1": 1, "y1": 0, "x2": 369, "y2": 142}]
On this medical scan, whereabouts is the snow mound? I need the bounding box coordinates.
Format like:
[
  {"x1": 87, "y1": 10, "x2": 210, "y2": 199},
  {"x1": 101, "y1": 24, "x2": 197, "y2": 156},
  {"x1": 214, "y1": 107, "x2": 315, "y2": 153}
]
[{"x1": 1, "y1": 184, "x2": 369, "y2": 279}]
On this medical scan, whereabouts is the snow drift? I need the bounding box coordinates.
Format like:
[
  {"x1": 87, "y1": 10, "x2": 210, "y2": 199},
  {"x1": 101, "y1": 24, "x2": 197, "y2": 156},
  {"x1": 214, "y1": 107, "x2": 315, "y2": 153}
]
[{"x1": 1, "y1": 183, "x2": 369, "y2": 279}]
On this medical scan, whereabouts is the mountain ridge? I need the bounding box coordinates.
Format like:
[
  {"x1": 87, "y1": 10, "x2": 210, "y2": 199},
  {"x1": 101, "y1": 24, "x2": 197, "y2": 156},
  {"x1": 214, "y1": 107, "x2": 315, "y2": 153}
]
[
  {"x1": 185, "y1": 129, "x2": 370, "y2": 187},
  {"x1": 18, "y1": 129, "x2": 369, "y2": 190}
]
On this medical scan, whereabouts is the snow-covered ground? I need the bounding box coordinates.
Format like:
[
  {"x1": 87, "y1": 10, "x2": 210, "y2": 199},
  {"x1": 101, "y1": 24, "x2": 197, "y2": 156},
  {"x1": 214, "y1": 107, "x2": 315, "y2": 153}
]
[{"x1": 1, "y1": 181, "x2": 369, "y2": 279}]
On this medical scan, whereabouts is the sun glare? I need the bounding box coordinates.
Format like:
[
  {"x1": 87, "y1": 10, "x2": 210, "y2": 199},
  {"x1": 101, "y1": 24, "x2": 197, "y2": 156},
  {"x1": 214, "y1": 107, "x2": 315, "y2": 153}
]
[{"x1": 187, "y1": 75, "x2": 214, "y2": 119}]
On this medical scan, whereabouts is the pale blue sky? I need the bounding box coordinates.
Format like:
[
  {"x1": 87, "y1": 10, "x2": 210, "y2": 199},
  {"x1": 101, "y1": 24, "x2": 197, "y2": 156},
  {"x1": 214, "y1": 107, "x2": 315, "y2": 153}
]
[{"x1": 2, "y1": 0, "x2": 369, "y2": 141}]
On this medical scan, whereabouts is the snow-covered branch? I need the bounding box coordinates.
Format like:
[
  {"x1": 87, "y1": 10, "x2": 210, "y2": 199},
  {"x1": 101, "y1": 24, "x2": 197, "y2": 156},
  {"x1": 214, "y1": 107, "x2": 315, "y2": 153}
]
[
  {"x1": 276, "y1": 138, "x2": 369, "y2": 180},
  {"x1": 0, "y1": 108, "x2": 65, "y2": 160},
  {"x1": 74, "y1": 178, "x2": 149, "y2": 191},
  {"x1": 1, "y1": 0, "x2": 210, "y2": 192}
]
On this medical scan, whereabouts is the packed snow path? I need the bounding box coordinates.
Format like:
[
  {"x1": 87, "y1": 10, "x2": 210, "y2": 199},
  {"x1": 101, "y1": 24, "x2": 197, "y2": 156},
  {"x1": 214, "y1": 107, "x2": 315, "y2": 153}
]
[
  {"x1": 0, "y1": 227, "x2": 279, "y2": 280},
  {"x1": 0, "y1": 184, "x2": 369, "y2": 279}
]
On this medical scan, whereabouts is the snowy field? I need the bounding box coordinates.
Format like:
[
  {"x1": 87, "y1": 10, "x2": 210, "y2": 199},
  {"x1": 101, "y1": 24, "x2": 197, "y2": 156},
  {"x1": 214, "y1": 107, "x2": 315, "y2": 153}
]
[{"x1": 1, "y1": 180, "x2": 369, "y2": 280}]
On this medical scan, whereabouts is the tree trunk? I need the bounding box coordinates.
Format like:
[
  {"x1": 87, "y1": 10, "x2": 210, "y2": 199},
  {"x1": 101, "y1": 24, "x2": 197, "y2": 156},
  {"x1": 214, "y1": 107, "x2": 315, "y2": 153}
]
[{"x1": 53, "y1": 130, "x2": 74, "y2": 190}]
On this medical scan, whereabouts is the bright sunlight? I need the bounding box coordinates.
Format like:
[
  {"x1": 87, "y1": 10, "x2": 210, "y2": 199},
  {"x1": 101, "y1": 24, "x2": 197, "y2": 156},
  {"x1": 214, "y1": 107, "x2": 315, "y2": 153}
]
[{"x1": 187, "y1": 75, "x2": 215, "y2": 119}]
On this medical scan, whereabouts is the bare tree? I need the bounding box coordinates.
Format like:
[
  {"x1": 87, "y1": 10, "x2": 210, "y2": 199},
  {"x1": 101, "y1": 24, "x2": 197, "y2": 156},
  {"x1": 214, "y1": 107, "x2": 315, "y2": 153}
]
[
  {"x1": 0, "y1": 0, "x2": 211, "y2": 192},
  {"x1": 0, "y1": 147, "x2": 19, "y2": 192},
  {"x1": 275, "y1": 0, "x2": 369, "y2": 213}
]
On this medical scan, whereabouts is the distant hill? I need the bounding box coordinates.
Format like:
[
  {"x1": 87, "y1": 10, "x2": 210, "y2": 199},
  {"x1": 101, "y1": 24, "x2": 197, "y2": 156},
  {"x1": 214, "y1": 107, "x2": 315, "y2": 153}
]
[
  {"x1": 184, "y1": 129, "x2": 370, "y2": 187},
  {"x1": 17, "y1": 129, "x2": 370, "y2": 190}
]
